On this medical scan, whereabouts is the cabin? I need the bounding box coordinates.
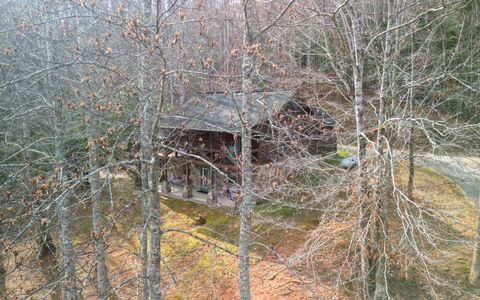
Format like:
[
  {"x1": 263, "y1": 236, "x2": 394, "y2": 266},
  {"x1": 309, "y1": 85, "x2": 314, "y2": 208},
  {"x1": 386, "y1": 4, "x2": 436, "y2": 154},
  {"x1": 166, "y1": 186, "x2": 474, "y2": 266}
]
[{"x1": 158, "y1": 91, "x2": 337, "y2": 205}]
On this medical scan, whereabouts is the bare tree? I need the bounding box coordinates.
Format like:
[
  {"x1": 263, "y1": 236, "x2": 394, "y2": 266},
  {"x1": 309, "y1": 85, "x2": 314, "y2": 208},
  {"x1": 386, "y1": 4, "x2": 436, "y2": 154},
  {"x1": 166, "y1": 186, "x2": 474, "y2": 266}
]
[
  {"x1": 138, "y1": 0, "x2": 168, "y2": 298},
  {"x1": 238, "y1": 2, "x2": 254, "y2": 297},
  {"x1": 45, "y1": 3, "x2": 78, "y2": 295},
  {"x1": 71, "y1": 3, "x2": 112, "y2": 297}
]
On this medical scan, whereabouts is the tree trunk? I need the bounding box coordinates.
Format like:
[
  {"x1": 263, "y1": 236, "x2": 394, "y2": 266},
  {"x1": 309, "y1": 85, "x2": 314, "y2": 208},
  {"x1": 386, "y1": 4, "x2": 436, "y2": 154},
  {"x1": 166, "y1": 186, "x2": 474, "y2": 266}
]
[
  {"x1": 147, "y1": 71, "x2": 166, "y2": 298},
  {"x1": 74, "y1": 3, "x2": 111, "y2": 296},
  {"x1": 407, "y1": 126, "x2": 415, "y2": 199},
  {"x1": 85, "y1": 102, "x2": 110, "y2": 299},
  {"x1": 407, "y1": 31, "x2": 416, "y2": 200},
  {"x1": 373, "y1": 1, "x2": 394, "y2": 298},
  {"x1": 148, "y1": 148, "x2": 161, "y2": 300},
  {"x1": 348, "y1": 4, "x2": 370, "y2": 298},
  {"x1": 470, "y1": 202, "x2": 480, "y2": 285},
  {"x1": 351, "y1": 21, "x2": 367, "y2": 195},
  {"x1": 139, "y1": 167, "x2": 150, "y2": 300},
  {"x1": 238, "y1": 18, "x2": 254, "y2": 300},
  {"x1": 0, "y1": 219, "x2": 5, "y2": 298},
  {"x1": 141, "y1": 83, "x2": 162, "y2": 300},
  {"x1": 22, "y1": 118, "x2": 60, "y2": 298},
  {"x1": 147, "y1": 55, "x2": 167, "y2": 300},
  {"x1": 138, "y1": 1, "x2": 163, "y2": 299},
  {"x1": 54, "y1": 100, "x2": 77, "y2": 300},
  {"x1": 138, "y1": 0, "x2": 150, "y2": 296},
  {"x1": 45, "y1": 11, "x2": 77, "y2": 296}
]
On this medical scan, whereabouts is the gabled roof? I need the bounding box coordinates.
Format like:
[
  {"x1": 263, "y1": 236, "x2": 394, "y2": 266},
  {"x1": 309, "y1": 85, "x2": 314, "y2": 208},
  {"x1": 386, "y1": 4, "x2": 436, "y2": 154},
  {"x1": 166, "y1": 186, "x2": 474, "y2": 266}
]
[{"x1": 160, "y1": 91, "x2": 294, "y2": 133}]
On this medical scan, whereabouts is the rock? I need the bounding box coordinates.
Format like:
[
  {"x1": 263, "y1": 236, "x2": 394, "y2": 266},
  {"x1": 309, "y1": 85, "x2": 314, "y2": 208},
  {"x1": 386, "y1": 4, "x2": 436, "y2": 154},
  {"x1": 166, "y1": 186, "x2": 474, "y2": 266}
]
[
  {"x1": 340, "y1": 156, "x2": 358, "y2": 169},
  {"x1": 195, "y1": 216, "x2": 206, "y2": 225}
]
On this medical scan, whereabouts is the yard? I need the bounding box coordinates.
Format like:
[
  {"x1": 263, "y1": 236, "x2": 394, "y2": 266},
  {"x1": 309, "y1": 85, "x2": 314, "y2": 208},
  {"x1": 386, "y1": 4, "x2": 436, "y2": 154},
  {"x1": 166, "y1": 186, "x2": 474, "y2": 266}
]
[{"x1": 4, "y1": 165, "x2": 478, "y2": 299}]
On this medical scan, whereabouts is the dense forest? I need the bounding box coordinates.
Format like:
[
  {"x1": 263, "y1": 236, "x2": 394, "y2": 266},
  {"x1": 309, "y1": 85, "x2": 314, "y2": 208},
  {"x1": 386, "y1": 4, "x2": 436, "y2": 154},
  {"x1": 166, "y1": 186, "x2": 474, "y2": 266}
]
[{"x1": 0, "y1": 0, "x2": 479, "y2": 299}]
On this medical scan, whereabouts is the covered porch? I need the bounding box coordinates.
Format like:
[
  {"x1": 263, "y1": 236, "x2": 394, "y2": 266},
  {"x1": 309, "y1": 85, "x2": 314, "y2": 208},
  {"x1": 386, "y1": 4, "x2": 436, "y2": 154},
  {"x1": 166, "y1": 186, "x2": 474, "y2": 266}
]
[
  {"x1": 159, "y1": 154, "x2": 241, "y2": 210},
  {"x1": 159, "y1": 184, "x2": 236, "y2": 209}
]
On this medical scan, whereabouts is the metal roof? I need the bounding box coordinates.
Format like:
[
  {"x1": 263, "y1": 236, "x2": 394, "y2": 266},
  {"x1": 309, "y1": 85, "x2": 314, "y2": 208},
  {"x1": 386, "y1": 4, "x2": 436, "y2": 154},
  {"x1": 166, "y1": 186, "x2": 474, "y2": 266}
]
[{"x1": 160, "y1": 91, "x2": 294, "y2": 133}]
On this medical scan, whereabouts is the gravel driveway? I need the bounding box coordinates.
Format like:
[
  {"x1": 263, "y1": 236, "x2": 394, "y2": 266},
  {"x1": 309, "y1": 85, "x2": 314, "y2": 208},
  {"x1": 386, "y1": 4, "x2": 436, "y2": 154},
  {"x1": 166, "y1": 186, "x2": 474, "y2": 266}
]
[
  {"x1": 339, "y1": 145, "x2": 480, "y2": 203},
  {"x1": 417, "y1": 155, "x2": 480, "y2": 204}
]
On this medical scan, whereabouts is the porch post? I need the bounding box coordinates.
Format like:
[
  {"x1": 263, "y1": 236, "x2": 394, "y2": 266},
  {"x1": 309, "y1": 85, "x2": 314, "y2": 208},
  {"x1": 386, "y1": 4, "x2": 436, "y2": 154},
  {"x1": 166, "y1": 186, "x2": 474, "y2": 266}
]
[
  {"x1": 236, "y1": 136, "x2": 241, "y2": 185},
  {"x1": 183, "y1": 163, "x2": 193, "y2": 198},
  {"x1": 161, "y1": 167, "x2": 171, "y2": 193},
  {"x1": 207, "y1": 168, "x2": 217, "y2": 205}
]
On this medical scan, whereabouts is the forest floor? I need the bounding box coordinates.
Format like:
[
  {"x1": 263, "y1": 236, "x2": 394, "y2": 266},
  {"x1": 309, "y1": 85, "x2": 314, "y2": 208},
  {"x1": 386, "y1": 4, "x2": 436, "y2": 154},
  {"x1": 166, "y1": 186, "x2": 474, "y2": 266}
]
[
  {"x1": 393, "y1": 165, "x2": 478, "y2": 299},
  {"x1": 4, "y1": 165, "x2": 479, "y2": 299},
  {"x1": 81, "y1": 166, "x2": 480, "y2": 299},
  {"x1": 70, "y1": 176, "x2": 325, "y2": 299}
]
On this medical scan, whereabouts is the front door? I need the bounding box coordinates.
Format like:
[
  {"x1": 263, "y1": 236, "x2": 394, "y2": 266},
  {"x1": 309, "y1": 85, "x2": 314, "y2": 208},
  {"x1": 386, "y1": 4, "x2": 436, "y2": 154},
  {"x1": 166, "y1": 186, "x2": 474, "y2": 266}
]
[{"x1": 201, "y1": 167, "x2": 210, "y2": 188}]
